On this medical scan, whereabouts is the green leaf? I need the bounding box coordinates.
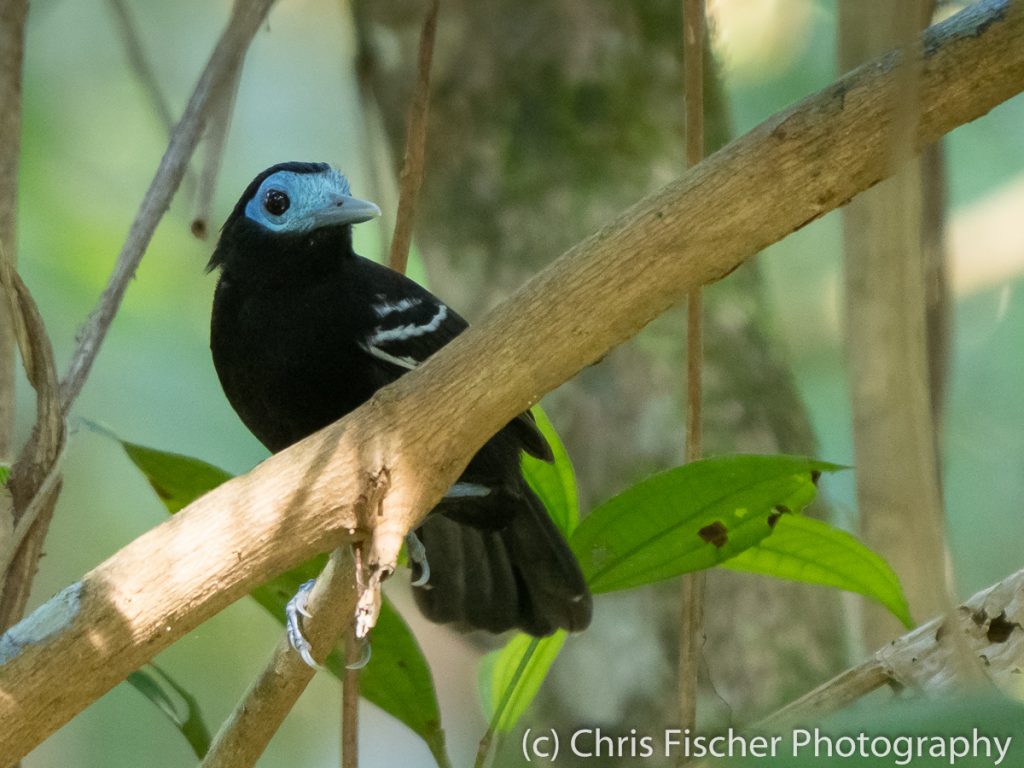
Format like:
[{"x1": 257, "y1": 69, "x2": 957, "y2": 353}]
[
  {"x1": 521, "y1": 407, "x2": 579, "y2": 537},
  {"x1": 0, "y1": 464, "x2": 9, "y2": 485},
  {"x1": 118, "y1": 438, "x2": 449, "y2": 766},
  {"x1": 571, "y1": 454, "x2": 844, "y2": 593},
  {"x1": 479, "y1": 631, "x2": 567, "y2": 733},
  {"x1": 725, "y1": 514, "x2": 913, "y2": 628},
  {"x1": 121, "y1": 441, "x2": 232, "y2": 513},
  {"x1": 126, "y1": 664, "x2": 212, "y2": 759}
]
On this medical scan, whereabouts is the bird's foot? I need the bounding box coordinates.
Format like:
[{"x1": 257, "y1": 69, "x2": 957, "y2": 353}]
[
  {"x1": 405, "y1": 531, "x2": 430, "y2": 587},
  {"x1": 286, "y1": 565, "x2": 374, "y2": 670},
  {"x1": 286, "y1": 578, "x2": 320, "y2": 669}
]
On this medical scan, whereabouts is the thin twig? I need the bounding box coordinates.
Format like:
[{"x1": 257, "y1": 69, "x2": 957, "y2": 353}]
[
  {"x1": 0, "y1": 440, "x2": 66, "y2": 578},
  {"x1": 0, "y1": 0, "x2": 28, "y2": 466},
  {"x1": 678, "y1": 0, "x2": 706, "y2": 744},
  {"x1": 351, "y1": 3, "x2": 391, "y2": 265},
  {"x1": 0, "y1": 257, "x2": 63, "y2": 490},
  {"x1": 191, "y1": 56, "x2": 243, "y2": 240},
  {"x1": 59, "y1": 0, "x2": 278, "y2": 413},
  {"x1": 0, "y1": 253, "x2": 66, "y2": 629},
  {"x1": 386, "y1": 0, "x2": 440, "y2": 275},
  {"x1": 0, "y1": 253, "x2": 66, "y2": 562},
  {"x1": 200, "y1": 549, "x2": 358, "y2": 768},
  {"x1": 475, "y1": 638, "x2": 540, "y2": 768},
  {"x1": 342, "y1": 624, "x2": 360, "y2": 768},
  {"x1": 756, "y1": 658, "x2": 891, "y2": 728},
  {"x1": 107, "y1": 0, "x2": 202, "y2": 206},
  {"x1": 106, "y1": 0, "x2": 176, "y2": 132}
]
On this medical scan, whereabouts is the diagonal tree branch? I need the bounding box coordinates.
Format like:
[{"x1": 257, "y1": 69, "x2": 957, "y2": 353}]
[
  {"x1": 59, "y1": 0, "x2": 278, "y2": 413},
  {"x1": 0, "y1": 0, "x2": 1022, "y2": 762}
]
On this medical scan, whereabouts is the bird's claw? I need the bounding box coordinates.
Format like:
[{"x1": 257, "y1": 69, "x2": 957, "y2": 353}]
[
  {"x1": 346, "y1": 637, "x2": 373, "y2": 670},
  {"x1": 405, "y1": 531, "x2": 431, "y2": 587},
  {"x1": 287, "y1": 570, "x2": 374, "y2": 669},
  {"x1": 286, "y1": 579, "x2": 321, "y2": 669}
]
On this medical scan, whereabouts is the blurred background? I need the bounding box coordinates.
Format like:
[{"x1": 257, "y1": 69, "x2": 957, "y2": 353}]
[{"x1": 8, "y1": 0, "x2": 1024, "y2": 765}]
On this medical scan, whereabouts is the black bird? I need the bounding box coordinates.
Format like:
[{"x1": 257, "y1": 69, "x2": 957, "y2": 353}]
[{"x1": 208, "y1": 161, "x2": 592, "y2": 640}]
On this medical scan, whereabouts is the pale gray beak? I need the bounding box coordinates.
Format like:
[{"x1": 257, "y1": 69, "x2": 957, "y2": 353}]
[{"x1": 316, "y1": 194, "x2": 382, "y2": 227}]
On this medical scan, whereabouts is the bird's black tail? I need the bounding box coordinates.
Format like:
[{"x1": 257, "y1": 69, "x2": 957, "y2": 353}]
[{"x1": 411, "y1": 487, "x2": 592, "y2": 636}]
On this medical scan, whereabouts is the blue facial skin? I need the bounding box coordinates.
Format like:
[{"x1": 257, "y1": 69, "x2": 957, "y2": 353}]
[{"x1": 243, "y1": 168, "x2": 381, "y2": 234}]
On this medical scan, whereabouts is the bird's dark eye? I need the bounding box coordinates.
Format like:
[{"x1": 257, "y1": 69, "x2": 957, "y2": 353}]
[{"x1": 263, "y1": 189, "x2": 290, "y2": 216}]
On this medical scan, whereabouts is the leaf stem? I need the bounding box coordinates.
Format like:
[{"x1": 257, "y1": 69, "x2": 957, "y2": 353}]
[{"x1": 475, "y1": 638, "x2": 540, "y2": 768}]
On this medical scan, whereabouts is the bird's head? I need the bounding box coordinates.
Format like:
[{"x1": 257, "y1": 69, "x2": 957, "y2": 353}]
[{"x1": 208, "y1": 161, "x2": 381, "y2": 276}]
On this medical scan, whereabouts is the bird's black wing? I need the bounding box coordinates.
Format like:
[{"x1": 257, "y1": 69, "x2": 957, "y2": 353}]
[
  {"x1": 355, "y1": 279, "x2": 553, "y2": 462},
  {"x1": 357, "y1": 291, "x2": 466, "y2": 373}
]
